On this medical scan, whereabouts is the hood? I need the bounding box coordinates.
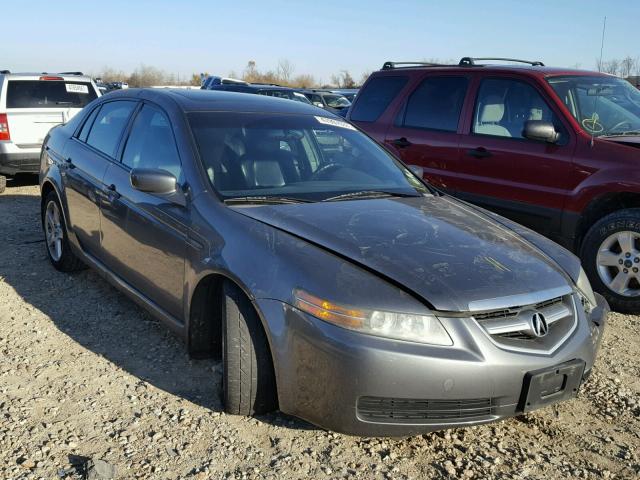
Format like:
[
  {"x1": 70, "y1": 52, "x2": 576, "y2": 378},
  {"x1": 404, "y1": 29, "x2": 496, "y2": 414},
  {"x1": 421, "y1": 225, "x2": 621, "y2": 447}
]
[
  {"x1": 601, "y1": 135, "x2": 640, "y2": 149},
  {"x1": 231, "y1": 195, "x2": 573, "y2": 312}
]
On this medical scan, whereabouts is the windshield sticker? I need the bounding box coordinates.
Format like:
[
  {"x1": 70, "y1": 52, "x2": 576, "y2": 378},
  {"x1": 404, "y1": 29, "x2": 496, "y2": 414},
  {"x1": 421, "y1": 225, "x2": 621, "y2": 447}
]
[
  {"x1": 65, "y1": 83, "x2": 89, "y2": 94},
  {"x1": 315, "y1": 116, "x2": 356, "y2": 131}
]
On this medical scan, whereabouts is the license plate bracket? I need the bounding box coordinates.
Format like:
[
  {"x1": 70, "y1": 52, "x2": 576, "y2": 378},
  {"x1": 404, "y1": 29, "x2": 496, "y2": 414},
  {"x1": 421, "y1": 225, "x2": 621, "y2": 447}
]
[{"x1": 519, "y1": 359, "x2": 585, "y2": 412}]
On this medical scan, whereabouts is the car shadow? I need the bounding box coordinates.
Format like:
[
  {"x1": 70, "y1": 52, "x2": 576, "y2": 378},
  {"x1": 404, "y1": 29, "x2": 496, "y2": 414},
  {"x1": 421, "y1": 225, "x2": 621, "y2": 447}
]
[{"x1": 0, "y1": 192, "x2": 315, "y2": 432}]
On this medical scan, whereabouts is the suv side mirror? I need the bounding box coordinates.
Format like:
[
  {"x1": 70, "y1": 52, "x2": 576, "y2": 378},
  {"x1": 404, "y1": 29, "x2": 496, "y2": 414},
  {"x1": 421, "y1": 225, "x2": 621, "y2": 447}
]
[
  {"x1": 130, "y1": 168, "x2": 177, "y2": 194},
  {"x1": 523, "y1": 120, "x2": 560, "y2": 143}
]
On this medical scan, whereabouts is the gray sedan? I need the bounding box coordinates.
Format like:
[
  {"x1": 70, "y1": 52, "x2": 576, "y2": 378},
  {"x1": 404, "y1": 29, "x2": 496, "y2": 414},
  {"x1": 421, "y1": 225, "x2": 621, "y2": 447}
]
[{"x1": 39, "y1": 89, "x2": 608, "y2": 436}]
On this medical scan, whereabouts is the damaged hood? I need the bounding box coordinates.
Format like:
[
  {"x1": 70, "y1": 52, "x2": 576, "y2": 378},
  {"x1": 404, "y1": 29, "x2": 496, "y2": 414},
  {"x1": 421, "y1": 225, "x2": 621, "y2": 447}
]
[{"x1": 232, "y1": 195, "x2": 573, "y2": 312}]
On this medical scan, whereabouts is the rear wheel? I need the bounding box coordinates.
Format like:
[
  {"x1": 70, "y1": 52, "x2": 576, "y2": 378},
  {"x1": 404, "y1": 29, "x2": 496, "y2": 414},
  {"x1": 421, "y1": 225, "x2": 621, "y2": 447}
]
[
  {"x1": 41, "y1": 191, "x2": 84, "y2": 272},
  {"x1": 222, "y1": 282, "x2": 277, "y2": 415},
  {"x1": 581, "y1": 208, "x2": 640, "y2": 313}
]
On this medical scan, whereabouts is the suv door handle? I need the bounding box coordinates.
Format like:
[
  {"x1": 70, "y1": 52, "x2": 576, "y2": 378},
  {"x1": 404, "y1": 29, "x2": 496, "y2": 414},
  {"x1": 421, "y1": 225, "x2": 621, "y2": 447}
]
[
  {"x1": 64, "y1": 157, "x2": 75, "y2": 169},
  {"x1": 466, "y1": 147, "x2": 492, "y2": 159},
  {"x1": 104, "y1": 184, "x2": 120, "y2": 201},
  {"x1": 392, "y1": 137, "x2": 412, "y2": 148}
]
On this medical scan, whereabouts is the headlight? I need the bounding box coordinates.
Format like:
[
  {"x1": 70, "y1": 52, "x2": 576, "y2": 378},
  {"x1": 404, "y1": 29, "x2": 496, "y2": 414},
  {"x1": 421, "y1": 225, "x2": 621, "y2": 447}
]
[
  {"x1": 576, "y1": 267, "x2": 597, "y2": 312},
  {"x1": 293, "y1": 289, "x2": 453, "y2": 346}
]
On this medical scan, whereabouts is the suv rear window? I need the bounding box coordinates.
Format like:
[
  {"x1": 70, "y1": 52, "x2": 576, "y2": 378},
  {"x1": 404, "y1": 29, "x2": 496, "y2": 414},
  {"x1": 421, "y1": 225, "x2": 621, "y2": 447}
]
[
  {"x1": 350, "y1": 76, "x2": 408, "y2": 122},
  {"x1": 6, "y1": 80, "x2": 97, "y2": 109}
]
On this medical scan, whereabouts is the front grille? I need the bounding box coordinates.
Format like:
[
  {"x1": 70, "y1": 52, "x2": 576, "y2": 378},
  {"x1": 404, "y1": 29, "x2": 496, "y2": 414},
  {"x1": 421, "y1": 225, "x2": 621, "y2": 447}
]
[
  {"x1": 357, "y1": 396, "x2": 496, "y2": 423},
  {"x1": 473, "y1": 294, "x2": 578, "y2": 353}
]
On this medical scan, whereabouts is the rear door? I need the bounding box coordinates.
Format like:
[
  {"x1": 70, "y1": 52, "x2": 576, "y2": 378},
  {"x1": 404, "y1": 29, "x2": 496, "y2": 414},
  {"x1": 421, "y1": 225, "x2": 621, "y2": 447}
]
[
  {"x1": 383, "y1": 74, "x2": 470, "y2": 190},
  {"x1": 63, "y1": 100, "x2": 138, "y2": 257},
  {"x1": 5, "y1": 78, "x2": 98, "y2": 147},
  {"x1": 100, "y1": 103, "x2": 187, "y2": 320},
  {"x1": 455, "y1": 75, "x2": 576, "y2": 238}
]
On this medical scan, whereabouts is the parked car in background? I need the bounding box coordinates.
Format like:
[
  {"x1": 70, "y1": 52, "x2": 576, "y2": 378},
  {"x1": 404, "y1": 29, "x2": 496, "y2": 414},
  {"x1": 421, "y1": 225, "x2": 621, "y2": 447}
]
[
  {"x1": 40, "y1": 88, "x2": 607, "y2": 436},
  {"x1": 205, "y1": 81, "x2": 312, "y2": 104},
  {"x1": 0, "y1": 71, "x2": 100, "y2": 192},
  {"x1": 348, "y1": 57, "x2": 640, "y2": 313},
  {"x1": 330, "y1": 88, "x2": 359, "y2": 102},
  {"x1": 201, "y1": 75, "x2": 247, "y2": 90},
  {"x1": 301, "y1": 89, "x2": 351, "y2": 114}
]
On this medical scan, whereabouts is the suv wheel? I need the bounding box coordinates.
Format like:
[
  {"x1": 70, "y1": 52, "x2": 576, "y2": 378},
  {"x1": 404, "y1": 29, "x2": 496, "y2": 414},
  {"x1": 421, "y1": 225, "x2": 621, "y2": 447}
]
[
  {"x1": 222, "y1": 282, "x2": 277, "y2": 415},
  {"x1": 581, "y1": 208, "x2": 640, "y2": 312},
  {"x1": 41, "y1": 191, "x2": 84, "y2": 272}
]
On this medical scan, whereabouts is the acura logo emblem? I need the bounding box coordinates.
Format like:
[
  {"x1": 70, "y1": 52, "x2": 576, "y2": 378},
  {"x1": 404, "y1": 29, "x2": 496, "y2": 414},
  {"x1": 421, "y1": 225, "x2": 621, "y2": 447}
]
[{"x1": 530, "y1": 312, "x2": 549, "y2": 337}]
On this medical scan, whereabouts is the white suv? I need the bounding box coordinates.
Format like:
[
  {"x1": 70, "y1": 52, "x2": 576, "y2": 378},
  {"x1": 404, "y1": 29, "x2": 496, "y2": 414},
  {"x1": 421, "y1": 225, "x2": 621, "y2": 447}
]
[{"x1": 0, "y1": 71, "x2": 100, "y2": 192}]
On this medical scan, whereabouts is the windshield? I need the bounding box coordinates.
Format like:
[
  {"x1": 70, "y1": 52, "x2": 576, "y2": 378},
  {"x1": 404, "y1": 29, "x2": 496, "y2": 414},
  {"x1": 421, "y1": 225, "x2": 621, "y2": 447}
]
[
  {"x1": 547, "y1": 76, "x2": 640, "y2": 136},
  {"x1": 188, "y1": 112, "x2": 429, "y2": 202},
  {"x1": 324, "y1": 94, "x2": 351, "y2": 109},
  {"x1": 292, "y1": 92, "x2": 312, "y2": 104}
]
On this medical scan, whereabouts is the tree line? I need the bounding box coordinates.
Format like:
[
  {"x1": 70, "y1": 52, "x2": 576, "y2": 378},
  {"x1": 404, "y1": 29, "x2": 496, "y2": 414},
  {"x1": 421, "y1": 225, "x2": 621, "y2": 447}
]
[{"x1": 93, "y1": 61, "x2": 370, "y2": 89}]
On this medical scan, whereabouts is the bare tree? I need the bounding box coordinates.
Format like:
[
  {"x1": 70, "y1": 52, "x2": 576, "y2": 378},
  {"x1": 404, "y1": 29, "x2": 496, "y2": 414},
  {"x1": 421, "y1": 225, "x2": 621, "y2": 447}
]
[
  {"x1": 243, "y1": 61, "x2": 258, "y2": 83},
  {"x1": 331, "y1": 70, "x2": 356, "y2": 88},
  {"x1": 277, "y1": 59, "x2": 295, "y2": 84},
  {"x1": 596, "y1": 57, "x2": 604, "y2": 72},
  {"x1": 620, "y1": 56, "x2": 637, "y2": 78},
  {"x1": 291, "y1": 74, "x2": 315, "y2": 88},
  {"x1": 603, "y1": 59, "x2": 620, "y2": 76},
  {"x1": 359, "y1": 71, "x2": 371, "y2": 86}
]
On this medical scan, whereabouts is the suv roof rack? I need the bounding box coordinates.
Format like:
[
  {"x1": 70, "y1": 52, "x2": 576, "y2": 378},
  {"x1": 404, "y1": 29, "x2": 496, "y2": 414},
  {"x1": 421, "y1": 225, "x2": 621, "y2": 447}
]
[
  {"x1": 382, "y1": 61, "x2": 448, "y2": 70},
  {"x1": 458, "y1": 57, "x2": 544, "y2": 67},
  {"x1": 58, "y1": 71, "x2": 84, "y2": 75}
]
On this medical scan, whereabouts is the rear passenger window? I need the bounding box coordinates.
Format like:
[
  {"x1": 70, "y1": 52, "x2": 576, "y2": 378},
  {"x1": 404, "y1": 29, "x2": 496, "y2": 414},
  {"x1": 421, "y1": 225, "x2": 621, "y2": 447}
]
[
  {"x1": 78, "y1": 106, "x2": 100, "y2": 142},
  {"x1": 402, "y1": 76, "x2": 468, "y2": 132},
  {"x1": 350, "y1": 76, "x2": 408, "y2": 122},
  {"x1": 6, "y1": 80, "x2": 97, "y2": 109},
  {"x1": 122, "y1": 104, "x2": 182, "y2": 180},
  {"x1": 86, "y1": 101, "x2": 137, "y2": 157}
]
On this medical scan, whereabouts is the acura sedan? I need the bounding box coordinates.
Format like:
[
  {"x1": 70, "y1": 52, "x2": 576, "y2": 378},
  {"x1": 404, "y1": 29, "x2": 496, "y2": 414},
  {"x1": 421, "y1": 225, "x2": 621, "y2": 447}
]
[{"x1": 40, "y1": 89, "x2": 608, "y2": 436}]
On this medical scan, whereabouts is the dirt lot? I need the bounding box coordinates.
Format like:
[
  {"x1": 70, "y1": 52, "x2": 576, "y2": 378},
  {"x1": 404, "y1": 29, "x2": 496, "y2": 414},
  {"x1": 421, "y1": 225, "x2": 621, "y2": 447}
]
[{"x1": 0, "y1": 179, "x2": 639, "y2": 480}]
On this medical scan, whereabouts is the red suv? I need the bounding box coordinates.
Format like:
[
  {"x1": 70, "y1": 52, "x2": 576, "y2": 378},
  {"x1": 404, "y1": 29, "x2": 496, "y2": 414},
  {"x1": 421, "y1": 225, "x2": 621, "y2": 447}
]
[{"x1": 348, "y1": 57, "x2": 640, "y2": 312}]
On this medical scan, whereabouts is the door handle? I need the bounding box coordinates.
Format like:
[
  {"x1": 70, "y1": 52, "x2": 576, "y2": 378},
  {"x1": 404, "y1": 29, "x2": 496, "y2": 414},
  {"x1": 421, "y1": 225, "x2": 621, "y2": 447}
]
[
  {"x1": 104, "y1": 184, "x2": 120, "y2": 201},
  {"x1": 466, "y1": 147, "x2": 492, "y2": 159},
  {"x1": 392, "y1": 137, "x2": 412, "y2": 148},
  {"x1": 64, "y1": 157, "x2": 75, "y2": 169}
]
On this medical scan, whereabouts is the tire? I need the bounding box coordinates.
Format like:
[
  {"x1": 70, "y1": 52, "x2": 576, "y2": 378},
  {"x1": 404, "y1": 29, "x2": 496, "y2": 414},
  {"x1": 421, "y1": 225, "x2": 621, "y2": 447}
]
[
  {"x1": 41, "y1": 191, "x2": 84, "y2": 272},
  {"x1": 0, "y1": 175, "x2": 6, "y2": 194},
  {"x1": 222, "y1": 281, "x2": 277, "y2": 415},
  {"x1": 581, "y1": 208, "x2": 640, "y2": 313}
]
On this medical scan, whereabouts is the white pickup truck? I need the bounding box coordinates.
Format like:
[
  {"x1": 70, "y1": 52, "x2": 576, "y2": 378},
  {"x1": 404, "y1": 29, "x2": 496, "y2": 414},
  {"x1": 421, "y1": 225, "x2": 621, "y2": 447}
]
[{"x1": 0, "y1": 71, "x2": 101, "y2": 192}]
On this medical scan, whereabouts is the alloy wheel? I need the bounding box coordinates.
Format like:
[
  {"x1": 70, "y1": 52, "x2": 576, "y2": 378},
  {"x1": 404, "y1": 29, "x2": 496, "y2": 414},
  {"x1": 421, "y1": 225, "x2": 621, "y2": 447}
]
[
  {"x1": 44, "y1": 200, "x2": 64, "y2": 262},
  {"x1": 596, "y1": 230, "x2": 640, "y2": 297}
]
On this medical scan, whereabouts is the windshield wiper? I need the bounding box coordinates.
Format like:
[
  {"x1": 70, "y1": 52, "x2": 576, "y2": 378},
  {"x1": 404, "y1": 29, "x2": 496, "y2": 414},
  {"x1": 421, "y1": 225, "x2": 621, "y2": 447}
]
[
  {"x1": 224, "y1": 196, "x2": 313, "y2": 205},
  {"x1": 322, "y1": 190, "x2": 422, "y2": 202},
  {"x1": 601, "y1": 130, "x2": 640, "y2": 137}
]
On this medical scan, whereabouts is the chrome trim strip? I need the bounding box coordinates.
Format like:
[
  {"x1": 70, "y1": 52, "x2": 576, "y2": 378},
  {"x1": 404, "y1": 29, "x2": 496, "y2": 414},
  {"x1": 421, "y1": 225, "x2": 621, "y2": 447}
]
[{"x1": 467, "y1": 285, "x2": 573, "y2": 312}]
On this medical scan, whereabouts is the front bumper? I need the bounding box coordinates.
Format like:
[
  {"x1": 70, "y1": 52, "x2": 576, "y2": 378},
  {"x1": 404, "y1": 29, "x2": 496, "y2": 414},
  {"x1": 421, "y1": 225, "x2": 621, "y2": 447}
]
[
  {"x1": 257, "y1": 292, "x2": 608, "y2": 437},
  {"x1": 0, "y1": 142, "x2": 41, "y2": 175}
]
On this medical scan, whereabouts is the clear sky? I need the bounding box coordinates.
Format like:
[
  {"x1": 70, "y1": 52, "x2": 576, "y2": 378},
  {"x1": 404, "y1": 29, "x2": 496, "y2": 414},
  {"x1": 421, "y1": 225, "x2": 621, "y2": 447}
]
[{"x1": 2, "y1": 0, "x2": 638, "y2": 82}]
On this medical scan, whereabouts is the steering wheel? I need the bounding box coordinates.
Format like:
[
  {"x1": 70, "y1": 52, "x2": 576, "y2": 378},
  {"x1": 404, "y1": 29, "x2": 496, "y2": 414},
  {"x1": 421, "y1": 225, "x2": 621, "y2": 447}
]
[
  {"x1": 311, "y1": 163, "x2": 342, "y2": 180},
  {"x1": 608, "y1": 120, "x2": 634, "y2": 133},
  {"x1": 582, "y1": 117, "x2": 604, "y2": 134}
]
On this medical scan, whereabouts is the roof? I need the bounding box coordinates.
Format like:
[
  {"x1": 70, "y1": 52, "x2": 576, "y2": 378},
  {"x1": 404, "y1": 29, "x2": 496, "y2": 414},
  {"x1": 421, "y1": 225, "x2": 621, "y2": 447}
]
[
  {"x1": 0, "y1": 72, "x2": 94, "y2": 81},
  {"x1": 107, "y1": 88, "x2": 329, "y2": 115}
]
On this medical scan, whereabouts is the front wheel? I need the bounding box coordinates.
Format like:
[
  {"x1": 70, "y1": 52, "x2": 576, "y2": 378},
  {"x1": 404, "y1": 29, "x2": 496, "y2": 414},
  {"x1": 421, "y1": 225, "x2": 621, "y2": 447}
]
[
  {"x1": 222, "y1": 282, "x2": 277, "y2": 415},
  {"x1": 41, "y1": 191, "x2": 84, "y2": 272},
  {"x1": 581, "y1": 208, "x2": 640, "y2": 313}
]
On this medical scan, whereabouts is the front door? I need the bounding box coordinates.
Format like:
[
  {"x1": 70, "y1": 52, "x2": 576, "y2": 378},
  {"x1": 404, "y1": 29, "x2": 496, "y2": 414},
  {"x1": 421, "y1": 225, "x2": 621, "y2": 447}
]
[
  {"x1": 100, "y1": 103, "x2": 187, "y2": 320},
  {"x1": 455, "y1": 76, "x2": 577, "y2": 238}
]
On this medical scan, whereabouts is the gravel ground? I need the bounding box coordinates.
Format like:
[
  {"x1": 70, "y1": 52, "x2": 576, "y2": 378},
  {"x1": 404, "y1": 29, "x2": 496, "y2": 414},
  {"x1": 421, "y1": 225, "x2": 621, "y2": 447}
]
[{"x1": 1, "y1": 179, "x2": 639, "y2": 480}]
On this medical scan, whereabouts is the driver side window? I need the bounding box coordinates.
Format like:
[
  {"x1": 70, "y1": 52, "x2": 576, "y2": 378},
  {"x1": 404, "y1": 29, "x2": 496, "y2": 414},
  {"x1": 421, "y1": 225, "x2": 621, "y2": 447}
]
[
  {"x1": 122, "y1": 104, "x2": 182, "y2": 181},
  {"x1": 473, "y1": 78, "x2": 564, "y2": 141}
]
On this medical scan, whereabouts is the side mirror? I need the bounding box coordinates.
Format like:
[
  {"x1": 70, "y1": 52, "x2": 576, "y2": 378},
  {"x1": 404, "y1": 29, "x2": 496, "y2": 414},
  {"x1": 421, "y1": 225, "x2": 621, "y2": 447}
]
[
  {"x1": 130, "y1": 168, "x2": 177, "y2": 194},
  {"x1": 408, "y1": 165, "x2": 424, "y2": 177},
  {"x1": 523, "y1": 120, "x2": 560, "y2": 143}
]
